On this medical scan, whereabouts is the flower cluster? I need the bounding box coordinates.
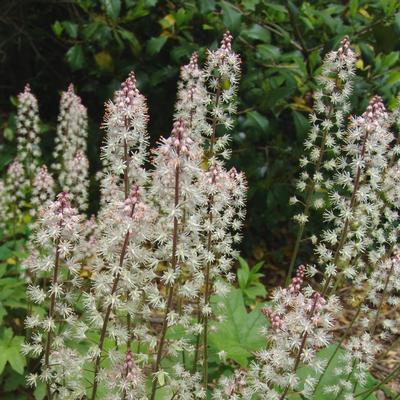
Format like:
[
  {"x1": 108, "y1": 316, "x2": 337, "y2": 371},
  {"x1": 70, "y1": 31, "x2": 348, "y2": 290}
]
[
  {"x1": 1, "y1": 85, "x2": 57, "y2": 230},
  {"x1": 16, "y1": 84, "x2": 42, "y2": 171},
  {"x1": 288, "y1": 37, "x2": 356, "y2": 280},
  {"x1": 22, "y1": 193, "x2": 84, "y2": 398},
  {"x1": 204, "y1": 31, "x2": 241, "y2": 159},
  {"x1": 282, "y1": 37, "x2": 400, "y2": 399},
  {"x1": 18, "y1": 33, "x2": 400, "y2": 400},
  {"x1": 20, "y1": 33, "x2": 247, "y2": 400},
  {"x1": 53, "y1": 84, "x2": 89, "y2": 211},
  {"x1": 175, "y1": 52, "x2": 210, "y2": 143},
  {"x1": 247, "y1": 267, "x2": 339, "y2": 399}
]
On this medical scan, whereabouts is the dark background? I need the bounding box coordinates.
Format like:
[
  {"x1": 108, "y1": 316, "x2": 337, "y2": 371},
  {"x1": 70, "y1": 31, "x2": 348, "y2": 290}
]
[{"x1": 1, "y1": 0, "x2": 400, "y2": 278}]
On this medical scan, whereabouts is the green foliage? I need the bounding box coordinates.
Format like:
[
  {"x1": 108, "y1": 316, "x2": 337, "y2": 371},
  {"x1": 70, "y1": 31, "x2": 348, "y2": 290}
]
[
  {"x1": 0, "y1": 328, "x2": 25, "y2": 375},
  {"x1": 289, "y1": 344, "x2": 380, "y2": 400},
  {"x1": 209, "y1": 288, "x2": 267, "y2": 366},
  {"x1": 237, "y1": 256, "x2": 267, "y2": 303}
]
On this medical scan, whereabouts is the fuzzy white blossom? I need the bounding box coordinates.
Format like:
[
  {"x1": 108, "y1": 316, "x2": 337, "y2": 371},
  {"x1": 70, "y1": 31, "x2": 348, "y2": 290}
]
[{"x1": 53, "y1": 84, "x2": 89, "y2": 210}]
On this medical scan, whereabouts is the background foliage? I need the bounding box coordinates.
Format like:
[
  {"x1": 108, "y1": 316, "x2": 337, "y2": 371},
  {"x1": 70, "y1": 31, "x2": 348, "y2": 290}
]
[{"x1": 1, "y1": 1, "x2": 400, "y2": 398}]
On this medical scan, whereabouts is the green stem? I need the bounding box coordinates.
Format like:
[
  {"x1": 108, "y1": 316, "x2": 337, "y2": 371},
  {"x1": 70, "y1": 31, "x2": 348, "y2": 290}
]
[
  {"x1": 370, "y1": 253, "x2": 395, "y2": 336},
  {"x1": 334, "y1": 359, "x2": 357, "y2": 400},
  {"x1": 312, "y1": 303, "x2": 362, "y2": 395},
  {"x1": 286, "y1": 127, "x2": 328, "y2": 286},
  {"x1": 356, "y1": 363, "x2": 400, "y2": 399},
  {"x1": 192, "y1": 297, "x2": 201, "y2": 371}
]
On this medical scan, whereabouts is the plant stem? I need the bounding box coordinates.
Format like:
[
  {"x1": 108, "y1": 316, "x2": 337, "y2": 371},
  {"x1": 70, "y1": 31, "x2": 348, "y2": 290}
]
[
  {"x1": 356, "y1": 363, "x2": 400, "y2": 399},
  {"x1": 279, "y1": 295, "x2": 319, "y2": 400},
  {"x1": 209, "y1": 87, "x2": 220, "y2": 156},
  {"x1": 370, "y1": 252, "x2": 395, "y2": 336},
  {"x1": 91, "y1": 226, "x2": 132, "y2": 400},
  {"x1": 312, "y1": 302, "x2": 362, "y2": 395},
  {"x1": 192, "y1": 299, "x2": 202, "y2": 372},
  {"x1": 150, "y1": 162, "x2": 180, "y2": 400},
  {"x1": 202, "y1": 200, "x2": 214, "y2": 390},
  {"x1": 284, "y1": 0, "x2": 312, "y2": 80},
  {"x1": 201, "y1": 82, "x2": 221, "y2": 391},
  {"x1": 91, "y1": 139, "x2": 133, "y2": 400},
  {"x1": 322, "y1": 126, "x2": 370, "y2": 296},
  {"x1": 44, "y1": 237, "x2": 61, "y2": 400},
  {"x1": 286, "y1": 126, "x2": 328, "y2": 286},
  {"x1": 333, "y1": 359, "x2": 357, "y2": 400}
]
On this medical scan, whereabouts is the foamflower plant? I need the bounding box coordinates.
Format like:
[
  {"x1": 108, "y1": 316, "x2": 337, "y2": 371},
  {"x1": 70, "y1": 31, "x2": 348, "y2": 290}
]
[{"x1": 9, "y1": 33, "x2": 400, "y2": 400}]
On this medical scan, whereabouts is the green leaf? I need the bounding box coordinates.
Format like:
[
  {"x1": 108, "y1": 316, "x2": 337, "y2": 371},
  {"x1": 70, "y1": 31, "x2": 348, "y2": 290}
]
[
  {"x1": 0, "y1": 305, "x2": 6, "y2": 322},
  {"x1": 241, "y1": 0, "x2": 260, "y2": 11},
  {"x1": 242, "y1": 24, "x2": 271, "y2": 43},
  {"x1": 83, "y1": 21, "x2": 103, "y2": 40},
  {"x1": 118, "y1": 29, "x2": 141, "y2": 54},
  {"x1": 0, "y1": 263, "x2": 8, "y2": 278},
  {"x1": 250, "y1": 261, "x2": 265, "y2": 275},
  {"x1": 0, "y1": 349, "x2": 7, "y2": 374},
  {"x1": 237, "y1": 267, "x2": 249, "y2": 290},
  {"x1": 198, "y1": 0, "x2": 215, "y2": 13},
  {"x1": 246, "y1": 111, "x2": 269, "y2": 132},
  {"x1": 6, "y1": 347, "x2": 25, "y2": 374},
  {"x1": 349, "y1": 0, "x2": 359, "y2": 17},
  {"x1": 0, "y1": 332, "x2": 26, "y2": 375},
  {"x1": 264, "y1": 3, "x2": 287, "y2": 13},
  {"x1": 386, "y1": 71, "x2": 400, "y2": 85},
  {"x1": 237, "y1": 256, "x2": 250, "y2": 290},
  {"x1": 292, "y1": 110, "x2": 310, "y2": 140},
  {"x1": 209, "y1": 289, "x2": 266, "y2": 366},
  {"x1": 146, "y1": 36, "x2": 167, "y2": 56},
  {"x1": 51, "y1": 20, "x2": 63, "y2": 37},
  {"x1": 256, "y1": 44, "x2": 280, "y2": 60},
  {"x1": 102, "y1": 0, "x2": 121, "y2": 20},
  {"x1": 0, "y1": 244, "x2": 12, "y2": 261},
  {"x1": 62, "y1": 21, "x2": 78, "y2": 39},
  {"x1": 395, "y1": 13, "x2": 400, "y2": 34},
  {"x1": 220, "y1": 1, "x2": 242, "y2": 33},
  {"x1": 66, "y1": 45, "x2": 85, "y2": 70},
  {"x1": 3, "y1": 368, "x2": 25, "y2": 391},
  {"x1": 382, "y1": 52, "x2": 399, "y2": 69},
  {"x1": 244, "y1": 284, "x2": 267, "y2": 299},
  {"x1": 34, "y1": 382, "x2": 46, "y2": 400}
]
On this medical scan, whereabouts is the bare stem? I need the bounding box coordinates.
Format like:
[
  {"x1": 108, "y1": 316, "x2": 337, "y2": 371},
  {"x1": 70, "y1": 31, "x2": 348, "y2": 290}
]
[{"x1": 286, "y1": 124, "x2": 328, "y2": 286}]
